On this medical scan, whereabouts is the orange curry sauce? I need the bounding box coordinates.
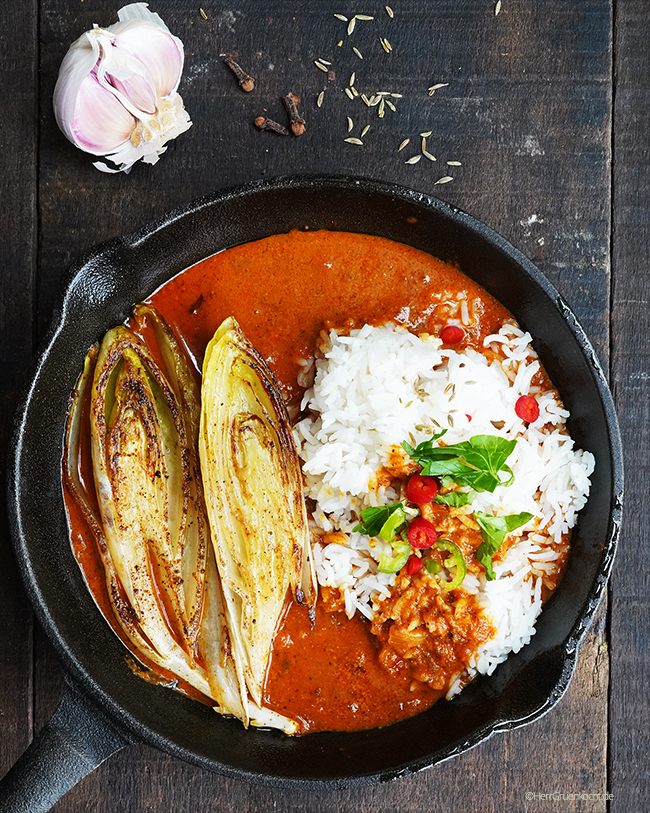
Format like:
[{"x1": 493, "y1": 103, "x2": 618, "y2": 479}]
[{"x1": 66, "y1": 229, "x2": 521, "y2": 733}]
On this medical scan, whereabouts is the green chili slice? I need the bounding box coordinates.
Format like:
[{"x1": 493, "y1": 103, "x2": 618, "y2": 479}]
[
  {"x1": 435, "y1": 539, "x2": 467, "y2": 591},
  {"x1": 378, "y1": 540, "x2": 411, "y2": 574}
]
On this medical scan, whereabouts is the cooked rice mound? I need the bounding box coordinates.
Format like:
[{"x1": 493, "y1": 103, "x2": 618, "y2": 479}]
[{"x1": 293, "y1": 321, "x2": 594, "y2": 697}]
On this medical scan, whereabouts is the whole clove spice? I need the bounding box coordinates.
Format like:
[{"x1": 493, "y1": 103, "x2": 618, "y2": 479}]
[
  {"x1": 283, "y1": 93, "x2": 306, "y2": 136},
  {"x1": 255, "y1": 116, "x2": 290, "y2": 135},
  {"x1": 224, "y1": 55, "x2": 255, "y2": 92}
]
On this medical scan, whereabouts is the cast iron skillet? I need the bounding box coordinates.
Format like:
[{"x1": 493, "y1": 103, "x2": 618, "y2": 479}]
[{"x1": 3, "y1": 176, "x2": 622, "y2": 812}]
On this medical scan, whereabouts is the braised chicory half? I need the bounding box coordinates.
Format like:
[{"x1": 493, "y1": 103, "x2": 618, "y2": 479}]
[{"x1": 64, "y1": 306, "x2": 313, "y2": 732}]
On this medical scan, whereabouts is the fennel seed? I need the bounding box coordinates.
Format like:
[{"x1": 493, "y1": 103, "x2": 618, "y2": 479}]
[
  {"x1": 420, "y1": 130, "x2": 432, "y2": 137},
  {"x1": 386, "y1": 5, "x2": 394, "y2": 18},
  {"x1": 353, "y1": 46, "x2": 363, "y2": 59},
  {"x1": 317, "y1": 91, "x2": 325, "y2": 107},
  {"x1": 435, "y1": 176, "x2": 454, "y2": 184},
  {"x1": 361, "y1": 93, "x2": 370, "y2": 105},
  {"x1": 447, "y1": 160, "x2": 462, "y2": 166},
  {"x1": 428, "y1": 82, "x2": 449, "y2": 95},
  {"x1": 345, "y1": 137, "x2": 364, "y2": 145},
  {"x1": 398, "y1": 138, "x2": 410, "y2": 151},
  {"x1": 361, "y1": 124, "x2": 370, "y2": 136},
  {"x1": 347, "y1": 116, "x2": 354, "y2": 132},
  {"x1": 378, "y1": 99, "x2": 385, "y2": 117},
  {"x1": 386, "y1": 99, "x2": 396, "y2": 111},
  {"x1": 495, "y1": 0, "x2": 502, "y2": 15},
  {"x1": 405, "y1": 155, "x2": 421, "y2": 164},
  {"x1": 315, "y1": 61, "x2": 328, "y2": 72},
  {"x1": 345, "y1": 87, "x2": 354, "y2": 100},
  {"x1": 351, "y1": 86, "x2": 359, "y2": 96},
  {"x1": 381, "y1": 38, "x2": 390, "y2": 53},
  {"x1": 334, "y1": 13, "x2": 348, "y2": 21},
  {"x1": 347, "y1": 17, "x2": 356, "y2": 34},
  {"x1": 199, "y1": 8, "x2": 208, "y2": 19},
  {"x1": 355, "y1": 14, "x2": 374, "y2": 20},
  {"x1": 423, "y1": 150, "x2": 437, "y2": 161},
  {"x1": 350, "y1": 71, "x2": 356, "y2": 86}
]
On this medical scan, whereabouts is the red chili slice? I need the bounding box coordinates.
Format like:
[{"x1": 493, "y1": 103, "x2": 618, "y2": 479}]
[
  {"x1": 408, "y1": 517, "x2": 438, "y2": 549},
  {"x1": 406, "y1": 474, "x2": 438, "y2": 504},
  {"x1": 440, "y1": 324, "x2": 465, "y2": 344},
  {"x1": 406, "y1": 554, "x2": 423, "y2": 575},
  {"x1": 515, "y1": 395, "x2": 540, "y2": 423}
]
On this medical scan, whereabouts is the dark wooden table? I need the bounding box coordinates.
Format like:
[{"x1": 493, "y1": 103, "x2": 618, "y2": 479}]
[{"x1": 1, "y1": 1, "x2": 647, "y2": 810}]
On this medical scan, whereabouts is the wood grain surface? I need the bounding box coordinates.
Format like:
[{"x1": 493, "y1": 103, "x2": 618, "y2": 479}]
[{"x1": 0, "y1": 0, "x2": 646, "y2": 810}]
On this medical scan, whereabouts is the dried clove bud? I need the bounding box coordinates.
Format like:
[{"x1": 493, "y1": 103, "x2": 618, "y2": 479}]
[
  {"x1": 224, "y1": 55, "x2": 255, "y2": 92},
  {"x1": 255, "y1": 116, "x2": 290, "y2": 135},
  {"x1": 283, "y1": 93, "x2": 306, "y2": 136}
]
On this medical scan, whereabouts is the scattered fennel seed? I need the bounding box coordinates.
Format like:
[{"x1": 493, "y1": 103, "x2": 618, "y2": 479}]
[
  {"x1": 345, "y1": 87, "x2": 354, "y2": 99},
  {"x1": 385, "y1": 99, "x2": 396, "y2": 111},
  {"x1": 405, "y1": 155, "x2": 422, "y2": 164},
  {"x1": 391, "y1": 93, "x2": 403, "y2": 98},
  {"x1": 351, "y1": 86, "x2": 359, "y2": 96},
  {"x1": 361, "y1": 124, "x2": 370, "y2": 136},
  {"x1": 350, "y1": 71, "x2": 356, "y2": 86},
  {"x1": 381, "y1": 38, "x2": 390, "y2": 53},
  {"x1": 347, "y1": 17, "x2": 356, "y2": 34},
  {"x1": 495, "y1": 0, "x2": 502, "y2": 15},
  {"x1": 317, "y1": 91, "x2": 325, "y2": 107},
  {"x1": 355, "y1": 14, "x2": 374, "y2": 20},
  {"x1": 337, "y1": 40, "x2": 343, "y2": 46},
  {"x1": 199, "y1": 8, "x2": 208, "y2": 19},
  {"x1": 334, "y1": 13, "x2": 348, "y2": 21},
  {"x1": 423, "y1": 150, "x2": 437, "y2": 161},
  {"x1": 353, "y1": 46, "x2": 363, "y2": 59},
  {"x1": 435, "y1": 175, "x2": 453, "y2": 184},
  {"x1": 319, "y1": 59, "x2": 332, "y2": 65},
  {"x1": 378, "y1": 99, "x2": 385, "y2": 117},
  {"x1": 345, "y1": 137, "x2": 364, "y2": 145},
  {"x1": 386, "y1": 5, "x2": 394, "y2": 18},
  {"x1": 421, "y1": 137, "x2": 427, "y2": 153},
  {"x1": 398, "y1": 138, "x2": 410, "y2": 151},
  {"x1": 447, "y1": 160, "x2": 462, "y2": 166},
  {"x1": 383, "y1": 38, "x2": 393, "y2": 51},
  {"x1": 347, "y1": 116, "x2": 354, "y2": 132},
  {"x1": 315, "y1": 61, "x2": 328, "y2": 72},
  {"x1": 428, "y1": 82, "x2": 449, "y2": 95},
  {"x1": 420, "y1": 130, "x2": 432, "y2": 137},
  {"x1": 361, "y1": 94, "x2": 370, "y2": 105}
]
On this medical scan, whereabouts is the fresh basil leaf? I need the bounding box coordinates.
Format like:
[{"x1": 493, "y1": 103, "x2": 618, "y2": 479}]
[
  {"x1": 353, "y1": 502, "x2": 404, "y2": 537},
  {"x1": 402, "y1": 433, "x2": 517, "y2": 493},
  {"x1": 474, "y1": 511, "x2": 533, "y2": 580},
  {"x1": 434, "y1": 489, "x2": 476, "y2": 507}
]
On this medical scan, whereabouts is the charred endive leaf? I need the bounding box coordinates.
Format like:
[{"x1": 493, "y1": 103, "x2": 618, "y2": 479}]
[
  {"x1": 199, "y1": 317, "x2": 316, "y2": 710},
  {"x1": 65, "y1": 306, "x2": 298, "y2": 732}
]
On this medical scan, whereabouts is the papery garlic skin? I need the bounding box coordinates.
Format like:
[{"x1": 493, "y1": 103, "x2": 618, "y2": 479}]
[{"x1": 53, "y1": 3, "x2": 191, "y2": 173}]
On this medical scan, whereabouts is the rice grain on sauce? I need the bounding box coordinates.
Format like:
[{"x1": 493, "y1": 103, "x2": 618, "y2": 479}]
[{"x1": 294, "y1": 317, "x2": 594, "y2": 699}]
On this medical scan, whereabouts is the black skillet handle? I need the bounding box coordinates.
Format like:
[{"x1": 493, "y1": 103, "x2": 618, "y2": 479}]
[{"x1": 0, "y1": 680, "x2": 133, "y2": 812}]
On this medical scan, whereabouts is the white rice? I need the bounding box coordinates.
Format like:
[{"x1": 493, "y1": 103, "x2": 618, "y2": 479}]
[{"x1": 294, "y1": 321, "x2": 595, "y2": 696}]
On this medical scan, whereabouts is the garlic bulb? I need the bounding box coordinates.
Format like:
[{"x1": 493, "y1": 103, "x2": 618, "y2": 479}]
[{"x1": 53, "y1": 3, "x2": 191, "y2": 173}]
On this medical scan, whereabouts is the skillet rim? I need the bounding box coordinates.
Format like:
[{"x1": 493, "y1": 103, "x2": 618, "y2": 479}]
[{"x1": 7, "y1": 174, "x2": 623, "y2": 788}]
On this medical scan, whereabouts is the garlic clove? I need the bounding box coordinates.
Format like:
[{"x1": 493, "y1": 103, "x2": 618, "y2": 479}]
[
  {"x1": 108, "y1": 23, "x2": 185, "y2": 101},
  {"x1": 74, "y1": 72, "x2": 136, "y2": 153}
]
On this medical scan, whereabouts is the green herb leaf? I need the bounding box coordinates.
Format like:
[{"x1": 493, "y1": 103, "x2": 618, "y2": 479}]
[
  {"x1": 474, "y1": 511, "x2": 533, "y2": 580},
  {"x1": 434, "y1": 489, "x2": 476, "y2": 507},
  {"x1": 353, "y1": 502, "x2": 405, "y2": 538},
  {"x1": 402, "y1": 433, "x2": 517, "y2": 493}
]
